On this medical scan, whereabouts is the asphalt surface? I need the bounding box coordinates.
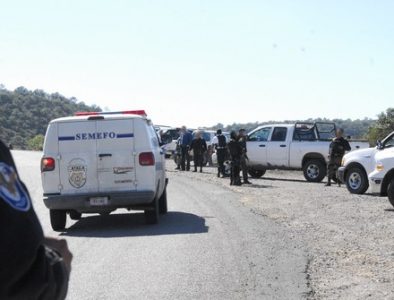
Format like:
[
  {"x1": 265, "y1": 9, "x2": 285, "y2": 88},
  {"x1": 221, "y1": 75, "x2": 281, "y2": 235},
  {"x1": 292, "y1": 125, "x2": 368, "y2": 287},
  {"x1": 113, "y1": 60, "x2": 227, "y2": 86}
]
[{"x1": 12, "y1": 150, "x2": 308, "y2": 300}]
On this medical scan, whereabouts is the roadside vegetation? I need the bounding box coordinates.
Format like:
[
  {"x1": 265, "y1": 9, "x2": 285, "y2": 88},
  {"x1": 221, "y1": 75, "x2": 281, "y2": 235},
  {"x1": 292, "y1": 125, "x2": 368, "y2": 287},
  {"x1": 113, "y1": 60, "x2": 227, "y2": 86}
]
[
  {"x1": 1, "y1": 84, "x2": 393, "y2": 150},
  {"x1": 0, "y1": 85, "x2": 101, "y2": 149}
]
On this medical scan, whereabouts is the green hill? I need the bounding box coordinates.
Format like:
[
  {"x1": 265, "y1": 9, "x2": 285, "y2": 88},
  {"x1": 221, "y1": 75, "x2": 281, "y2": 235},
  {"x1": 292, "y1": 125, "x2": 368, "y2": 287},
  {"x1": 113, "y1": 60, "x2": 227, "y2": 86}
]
[{"x1": 0, "y1": 86, "x2": 101, "y2": 149}]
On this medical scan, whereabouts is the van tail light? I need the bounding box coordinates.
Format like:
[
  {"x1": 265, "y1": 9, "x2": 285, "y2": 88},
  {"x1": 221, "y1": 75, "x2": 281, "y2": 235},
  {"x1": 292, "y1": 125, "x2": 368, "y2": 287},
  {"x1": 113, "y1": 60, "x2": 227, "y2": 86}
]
[
  {"x1": 139, "y1": 152, "x2": 155, "y2": 166},
  {"x1": 41, "y1": 157, "x2": 55, "y2": 172}
]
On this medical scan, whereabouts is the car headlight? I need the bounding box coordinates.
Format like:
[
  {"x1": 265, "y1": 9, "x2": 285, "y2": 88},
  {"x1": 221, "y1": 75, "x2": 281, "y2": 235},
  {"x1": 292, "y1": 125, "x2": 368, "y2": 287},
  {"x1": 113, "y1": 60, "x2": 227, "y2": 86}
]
[{"x1": 376, "y1": 163, "x2": 384, "y2": 171}]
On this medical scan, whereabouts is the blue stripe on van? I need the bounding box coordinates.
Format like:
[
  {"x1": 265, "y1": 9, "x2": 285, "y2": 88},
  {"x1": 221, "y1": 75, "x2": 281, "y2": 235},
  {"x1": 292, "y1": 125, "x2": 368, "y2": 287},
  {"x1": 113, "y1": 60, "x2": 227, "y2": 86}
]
[
  {"x1": 116, "y1": 133, "x2": 134, "y2": 138},
  {"x1": 58, "y1": 136, "x2": 76, "y2": 141}
]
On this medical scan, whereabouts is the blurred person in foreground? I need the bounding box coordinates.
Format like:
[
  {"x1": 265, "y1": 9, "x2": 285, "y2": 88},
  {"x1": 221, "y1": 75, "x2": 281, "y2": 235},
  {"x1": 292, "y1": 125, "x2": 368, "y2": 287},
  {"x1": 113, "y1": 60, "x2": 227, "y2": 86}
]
[
  {"x1": 326, "y1": 128, "x2": 351, "y2": 187},
  {"x1": 189, "y1": 131, "x2": 208, "y2": 173},
  {"x1": 0, "y1": 140, "x2": 72, "y2": 300}
]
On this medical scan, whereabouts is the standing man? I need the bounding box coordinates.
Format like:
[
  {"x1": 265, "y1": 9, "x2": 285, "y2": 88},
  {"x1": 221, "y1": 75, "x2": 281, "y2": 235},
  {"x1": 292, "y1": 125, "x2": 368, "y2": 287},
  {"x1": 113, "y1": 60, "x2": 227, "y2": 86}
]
[
  {"x1": 227, "y1": 131, "x2": 243, "y2": 186},
  {"x1": 238, "y1": 129, "x2": 251, "y2": 184},
  {"x1": 179, "y1": 126, "x2": 193, "y2": 171},
  {"x1": 212, "y1": 129, "x2": 227, "y2": 177},
  {"x1": 0, "y1": 139, "x2": 72, "y2": 299},
  {"x1": 189, "y1": 131, "x2": 207, "y2": 173},
  {"x1": 326, "y1": 128, "x2": 351, "y2": 186}
]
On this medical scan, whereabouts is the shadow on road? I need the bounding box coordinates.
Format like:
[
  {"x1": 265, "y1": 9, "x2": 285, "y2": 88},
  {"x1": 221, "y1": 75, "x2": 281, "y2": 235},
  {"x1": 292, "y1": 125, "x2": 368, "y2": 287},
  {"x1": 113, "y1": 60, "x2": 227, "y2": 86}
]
[
  {"x1": 255, "y1": 177, "x2": 308, "y2": 183},
  {"x1": 61, "y1": 211, "x2": 209, "y2": 238}
]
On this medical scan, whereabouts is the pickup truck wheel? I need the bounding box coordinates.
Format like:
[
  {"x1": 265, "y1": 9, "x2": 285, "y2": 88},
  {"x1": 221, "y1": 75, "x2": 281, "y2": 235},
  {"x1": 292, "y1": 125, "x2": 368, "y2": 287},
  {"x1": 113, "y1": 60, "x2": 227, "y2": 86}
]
[
  {"x1": 345, "y1": 167, "x2": 368, "y2": 194},
  {"x1": 50, "y1": 210, "x2": 67, "y2": 231},
  {"x1": 159, "y1": 188, "x2": 168, "y2": 214},
  {"x1": 145, "y1": 197, "x2": 159, "y2": 224},
  {"x1": 388, "y1": 178, "x2": 394, "y2": 208},
  {"x1": 303, "y1": 159, "x2": 326, "y2": 182},
  {"x1": 69, "y1": 210, "x2": 82, "y2": 220},
  {"x1": 248, "y1": 169, "x2": 266, "y2": 178}
]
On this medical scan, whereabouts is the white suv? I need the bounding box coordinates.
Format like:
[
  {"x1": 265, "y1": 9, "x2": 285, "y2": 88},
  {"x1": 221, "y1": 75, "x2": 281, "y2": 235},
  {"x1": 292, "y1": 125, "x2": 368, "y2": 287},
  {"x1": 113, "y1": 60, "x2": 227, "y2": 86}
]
[{"x1": 41, "y1": 110, "x2": 168, "y2": 231}]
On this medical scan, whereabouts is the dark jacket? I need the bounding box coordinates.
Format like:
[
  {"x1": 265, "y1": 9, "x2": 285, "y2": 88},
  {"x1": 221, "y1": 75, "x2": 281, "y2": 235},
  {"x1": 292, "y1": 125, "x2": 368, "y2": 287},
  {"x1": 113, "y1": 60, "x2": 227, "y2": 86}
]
[
  {"x1": 228, "y1": 139, "x2": 243, "y2": 162},
  {"x1": 0, "y1": 140, "x2": 67, "y2": 299},
  {"x1": 180, "y1": 131, "x2": 193, "y2": 147},
  {"x1": 190, "y1": 138, "x2": 207, "y2": 156},
  {"x1": 329, "y1": 137, "x2": 351, "y2": 158}
]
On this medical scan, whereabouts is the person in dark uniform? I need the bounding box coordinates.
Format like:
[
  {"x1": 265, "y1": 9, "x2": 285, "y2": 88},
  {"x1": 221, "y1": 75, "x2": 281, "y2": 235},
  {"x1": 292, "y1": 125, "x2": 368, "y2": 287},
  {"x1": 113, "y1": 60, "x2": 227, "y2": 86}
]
[
  {"x1": 189, "y1": 131, "x2": 208, "y2": 173},
  {"x1": 238, "y1": 129, "x2": 251, "y2": 184},
  {"x1": 227, "y1": 131, "x2": 243, "y2": 186},
  {"x1": 179, "y1": 126, "x2": 193, "y2": 171},
  {"x1": 212, "y1": 129, "x2": 227, "y2": 177},
  {"x1": 326, "y1": 128, "x2": 351, "y2": 186},
  {"x1": 0, "y1": 139, "x2": 72, "y2": 300}
]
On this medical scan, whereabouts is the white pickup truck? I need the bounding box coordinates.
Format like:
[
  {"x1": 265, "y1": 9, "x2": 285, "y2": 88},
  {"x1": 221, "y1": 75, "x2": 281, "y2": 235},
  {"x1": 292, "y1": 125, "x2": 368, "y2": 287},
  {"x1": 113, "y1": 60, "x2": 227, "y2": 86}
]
[
  {"x1": 338, "y1": 131, "x2": 394, "y2": 195},
  {"x1": 246, "y1": 122, "x2": 369, "y2": 182}
]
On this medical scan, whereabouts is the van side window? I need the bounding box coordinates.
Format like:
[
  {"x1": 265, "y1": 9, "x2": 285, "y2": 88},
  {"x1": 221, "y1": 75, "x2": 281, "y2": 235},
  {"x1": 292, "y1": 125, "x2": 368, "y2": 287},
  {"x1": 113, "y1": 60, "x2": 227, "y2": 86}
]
[
  {"x1": 248, "y1": 127, "x2": 272, "y2": 142},
  {"x1": 271, "y1": 127, "x2": 287, "y2": 142}
]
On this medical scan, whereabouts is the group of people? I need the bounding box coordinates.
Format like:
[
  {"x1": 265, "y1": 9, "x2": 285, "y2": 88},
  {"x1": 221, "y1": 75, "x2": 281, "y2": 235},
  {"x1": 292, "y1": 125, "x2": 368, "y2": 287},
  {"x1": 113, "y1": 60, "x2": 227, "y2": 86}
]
[{"x1": 174, "y1": 126, "x2": 251, "y2": 186}]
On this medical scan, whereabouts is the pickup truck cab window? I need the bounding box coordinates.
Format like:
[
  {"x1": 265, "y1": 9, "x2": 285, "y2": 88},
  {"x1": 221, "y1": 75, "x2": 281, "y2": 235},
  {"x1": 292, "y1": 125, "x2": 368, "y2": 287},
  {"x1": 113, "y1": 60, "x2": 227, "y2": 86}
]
[
  {"x1": 271, "y1": 127, "x2": 287, "y2": 142},
  {"x1": 248, "y1": 127, "x2": 272, "y2": 142}
]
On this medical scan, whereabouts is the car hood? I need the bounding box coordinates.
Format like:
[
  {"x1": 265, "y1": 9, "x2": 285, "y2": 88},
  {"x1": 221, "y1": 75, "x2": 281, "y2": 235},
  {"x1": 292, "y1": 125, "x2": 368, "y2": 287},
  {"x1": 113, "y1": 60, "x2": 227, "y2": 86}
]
[{"x1": 343, "y1": 147, "x2": 377, "y2": 160}]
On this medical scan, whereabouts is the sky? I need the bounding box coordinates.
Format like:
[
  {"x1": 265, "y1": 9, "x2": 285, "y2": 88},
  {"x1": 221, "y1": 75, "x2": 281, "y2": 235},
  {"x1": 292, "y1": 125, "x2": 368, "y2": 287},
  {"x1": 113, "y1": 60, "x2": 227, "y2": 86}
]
[{"x1": 1, "y1": 0, "x2": 394, "y2": 128}]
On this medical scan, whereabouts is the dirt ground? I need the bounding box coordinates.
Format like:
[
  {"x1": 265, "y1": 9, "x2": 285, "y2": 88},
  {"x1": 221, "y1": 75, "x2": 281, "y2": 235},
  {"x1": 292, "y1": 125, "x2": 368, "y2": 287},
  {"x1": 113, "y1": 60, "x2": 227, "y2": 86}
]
[{"x1": 166, "y1": 160, "x2": 394, "y2": 299}]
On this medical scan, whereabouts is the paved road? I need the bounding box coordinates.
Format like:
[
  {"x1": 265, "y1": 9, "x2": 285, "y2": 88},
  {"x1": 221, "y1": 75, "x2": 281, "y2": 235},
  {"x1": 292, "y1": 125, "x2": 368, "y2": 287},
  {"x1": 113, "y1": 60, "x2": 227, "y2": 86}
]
[{"x1": 13, "y1": 150, "x2": 308, "y2": 299}]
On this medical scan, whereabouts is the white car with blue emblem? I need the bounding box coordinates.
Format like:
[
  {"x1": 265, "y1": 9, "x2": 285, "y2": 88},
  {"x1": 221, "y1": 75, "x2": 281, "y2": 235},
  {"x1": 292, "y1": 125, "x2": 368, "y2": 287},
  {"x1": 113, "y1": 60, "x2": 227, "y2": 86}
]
[{"x1": 41, "y1": 110, "x2": 168, "y2": 231}]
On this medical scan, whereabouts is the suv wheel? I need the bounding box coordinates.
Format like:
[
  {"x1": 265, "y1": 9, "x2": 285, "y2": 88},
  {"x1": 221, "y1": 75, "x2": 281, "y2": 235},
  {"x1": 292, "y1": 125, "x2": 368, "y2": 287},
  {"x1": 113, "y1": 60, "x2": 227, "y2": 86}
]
[
  {"x1": 50, "y1": 210, "x2": 67, "y2": 231},
  {"x1": 145, "y1": 197, "x2": 159, "y2": 224},
  {"x1": 159, "y1": 188, "x2": 168, "y2": 214},
  {"x1": 387, "y1": 178, "x2": 394, "y2": 207},
  {"x1": 303, "y1": 159, "x2": 326, "y2": 182},
  {"x1": 345, "y1": 167, "x2": 368, "y2": 194},
  {"x1": 248, "y1": 169, "x2": 266, "y2": 178}
]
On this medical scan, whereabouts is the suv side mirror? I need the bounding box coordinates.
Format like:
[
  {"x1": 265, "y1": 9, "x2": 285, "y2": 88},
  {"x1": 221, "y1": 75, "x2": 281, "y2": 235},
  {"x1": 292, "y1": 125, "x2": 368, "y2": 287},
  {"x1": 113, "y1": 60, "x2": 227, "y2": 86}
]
[{"x1": 376, "y1": 140, "x2": 383, "y2": 150}]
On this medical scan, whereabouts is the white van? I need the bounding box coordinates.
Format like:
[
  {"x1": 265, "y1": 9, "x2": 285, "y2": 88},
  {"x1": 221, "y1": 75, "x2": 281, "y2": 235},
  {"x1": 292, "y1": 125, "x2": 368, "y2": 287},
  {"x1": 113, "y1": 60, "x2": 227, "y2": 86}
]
[{"x1": 41, "y1": 110, "x2": 168, "y2": 231}]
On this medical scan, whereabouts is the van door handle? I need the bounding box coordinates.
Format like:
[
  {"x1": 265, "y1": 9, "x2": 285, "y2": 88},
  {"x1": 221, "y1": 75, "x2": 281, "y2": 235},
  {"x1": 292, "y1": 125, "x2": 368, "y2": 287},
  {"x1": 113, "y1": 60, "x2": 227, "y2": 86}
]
[
  {"x1": 99, "y1": 153, "x2": 112, "y2": 158},
  {"x1": 280, "y1": 145, "x2": 286, "y2": 148},
  {"x1": 259, "y1": 144, "x2": 266, "y2": 147}
]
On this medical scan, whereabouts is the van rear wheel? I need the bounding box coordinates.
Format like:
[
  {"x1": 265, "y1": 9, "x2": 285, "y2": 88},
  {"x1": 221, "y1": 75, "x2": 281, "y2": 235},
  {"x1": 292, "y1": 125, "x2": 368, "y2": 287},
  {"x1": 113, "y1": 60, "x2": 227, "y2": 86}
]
[
  {"x1": 159, "y1": 188, "x2": 168, "y2": 214},
  {"x1": 145, "y1": 197, "x2": 159, "y2": 224},
  {"x1": 50, "y1": 210, "x2": 67, "y2": 231},
  {"x1": 69, "y1": 210, "x2": 82, "y2": 220}
]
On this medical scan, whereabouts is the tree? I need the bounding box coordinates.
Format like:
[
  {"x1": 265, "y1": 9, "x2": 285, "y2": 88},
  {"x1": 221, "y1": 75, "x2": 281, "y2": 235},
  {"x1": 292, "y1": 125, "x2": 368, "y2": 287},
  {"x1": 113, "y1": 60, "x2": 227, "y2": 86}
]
[
  {"x1": 27, "y1": 134, "x2": 45, "y2": 151},
  {"x1": 368, "y1": 108, "x2": 394, "y2": 145}
]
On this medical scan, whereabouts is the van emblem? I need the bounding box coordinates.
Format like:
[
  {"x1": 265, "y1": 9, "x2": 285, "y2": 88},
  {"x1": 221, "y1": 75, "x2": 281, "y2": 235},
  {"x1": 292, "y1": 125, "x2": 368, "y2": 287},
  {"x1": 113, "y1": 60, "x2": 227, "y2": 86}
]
[{"x1": 68, "y1": 159, "x2": 87, "y2": 188}]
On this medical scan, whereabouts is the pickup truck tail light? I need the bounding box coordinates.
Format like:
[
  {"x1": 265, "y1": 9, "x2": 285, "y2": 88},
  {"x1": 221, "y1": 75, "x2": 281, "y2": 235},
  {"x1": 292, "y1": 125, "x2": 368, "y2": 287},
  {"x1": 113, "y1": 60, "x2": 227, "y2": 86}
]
[
  {"x1": 41, "y1": 157, "x2": 55, "y2": 172},
  {"x1": 139, "y1": 152, "x2": 155, "y2": 166}
]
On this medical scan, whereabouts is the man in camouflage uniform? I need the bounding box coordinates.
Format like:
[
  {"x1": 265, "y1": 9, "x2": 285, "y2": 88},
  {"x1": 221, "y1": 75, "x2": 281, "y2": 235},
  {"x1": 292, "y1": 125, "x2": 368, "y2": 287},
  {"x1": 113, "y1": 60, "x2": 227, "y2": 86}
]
[{"x1": 326, "y1": 128, "x2": 351, "y2": 186}]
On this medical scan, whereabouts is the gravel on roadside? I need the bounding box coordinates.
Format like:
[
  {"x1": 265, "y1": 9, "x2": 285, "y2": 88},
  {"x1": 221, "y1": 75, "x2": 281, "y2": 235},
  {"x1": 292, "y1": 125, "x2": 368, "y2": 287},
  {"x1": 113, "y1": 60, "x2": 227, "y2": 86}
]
[{"x1": 166, "y1": 160, "x2": 394, "y2": 300}]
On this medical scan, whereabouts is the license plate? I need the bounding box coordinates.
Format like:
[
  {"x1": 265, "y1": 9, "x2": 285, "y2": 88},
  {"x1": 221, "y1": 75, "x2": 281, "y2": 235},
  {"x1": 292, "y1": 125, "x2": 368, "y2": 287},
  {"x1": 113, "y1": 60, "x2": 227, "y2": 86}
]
[{"x1": 89, "y1": 197, "x2": 109, "y2": 206}]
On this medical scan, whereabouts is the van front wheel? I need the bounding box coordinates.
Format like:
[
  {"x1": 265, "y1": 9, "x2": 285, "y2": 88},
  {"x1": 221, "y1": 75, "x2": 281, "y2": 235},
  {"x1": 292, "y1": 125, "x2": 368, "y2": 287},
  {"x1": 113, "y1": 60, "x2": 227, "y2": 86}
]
[{"x1": 50, "y1": 210, "x2": 67, "y2": 231}]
